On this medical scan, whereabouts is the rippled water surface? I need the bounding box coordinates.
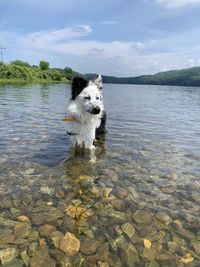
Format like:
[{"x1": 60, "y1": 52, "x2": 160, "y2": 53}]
[{"x1": 0, "y1": 83, "x2": 200, "y2": 266}]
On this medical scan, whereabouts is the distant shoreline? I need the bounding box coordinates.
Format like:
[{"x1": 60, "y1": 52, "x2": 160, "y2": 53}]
[
  {"x1": 1, "y1": 62, "x2": 200, "y2": 87},
  {"x1": 85, "y1": 66, "x2": 200, "y2": 87}
]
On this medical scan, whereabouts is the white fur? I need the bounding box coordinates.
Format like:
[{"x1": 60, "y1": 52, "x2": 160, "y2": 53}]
[{"x1": 66, "y1": 75, "x2": 104, "y2": 149}]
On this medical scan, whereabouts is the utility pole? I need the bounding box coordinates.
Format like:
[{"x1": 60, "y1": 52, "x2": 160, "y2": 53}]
[{"x1": 0, "y1": 44, "x2": 6, "y2": 63}]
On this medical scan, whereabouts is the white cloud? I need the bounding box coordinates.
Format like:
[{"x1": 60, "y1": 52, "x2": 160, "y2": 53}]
[
  {"x1": 20, "y1": 25, "x2": 92, "y2": 45},
  {"x1": 3, "y1": 24, "x2": 200, "y2": 76},
  {"x1": 0, "y1": 25, "x2": 158, "y2": 75},
  {"x1": 101, "y1": 20, "x2": 118, "y2": 25},
  {"x1": 157, "y1": 0, "x2": 200, "y2": 9},
  {"x1": 16, "y1": 26, "x2": 155, "y2": 61}
]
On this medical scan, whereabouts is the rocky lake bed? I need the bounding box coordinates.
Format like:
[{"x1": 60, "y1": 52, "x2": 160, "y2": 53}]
[{"x1": 0, "y1": 83, "x2": 200, "y2": 266}]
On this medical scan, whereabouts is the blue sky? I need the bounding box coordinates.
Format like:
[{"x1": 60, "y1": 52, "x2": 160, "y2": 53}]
[{"x1": 1, "y1": 0, "x2": 200, "y2": 76}]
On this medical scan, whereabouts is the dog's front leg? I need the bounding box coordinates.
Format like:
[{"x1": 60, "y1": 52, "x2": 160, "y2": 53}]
[
  {"x1": 84, "y1": 140, "x2": 95, "y2": 150},
  {"x1": 84, "y1": 129, "x2": 96, "y2": 149}
]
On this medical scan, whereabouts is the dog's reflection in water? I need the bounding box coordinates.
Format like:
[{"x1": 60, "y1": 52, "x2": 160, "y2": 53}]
[
  {"x1": 62, "y1": 137, "x2": 106, "y2": 207},
  {"x1": 65, "y1": 134, "x2": 106, "y2": 165}
]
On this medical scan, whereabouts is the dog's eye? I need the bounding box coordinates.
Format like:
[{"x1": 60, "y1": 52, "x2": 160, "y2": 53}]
[
  {"x1": 84, "y1": 96, "x2": 91, "y2": 100},
  {"x1": 96, "y1": 96, "x2": 100, "y2": 100}
]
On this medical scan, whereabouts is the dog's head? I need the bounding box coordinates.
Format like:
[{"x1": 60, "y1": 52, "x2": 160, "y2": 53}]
[{"x1": 71, "y1": 75, "x2": 103, "y2": 115}]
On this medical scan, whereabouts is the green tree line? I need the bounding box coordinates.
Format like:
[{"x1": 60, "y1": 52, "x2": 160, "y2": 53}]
[{"x1": 0, "y1": 60, "x2": 81, "y2": 83}]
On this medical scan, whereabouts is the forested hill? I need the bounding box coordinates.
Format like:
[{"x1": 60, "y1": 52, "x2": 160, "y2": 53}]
[{"x1": 85, "y1": 67, "x2": 200, "y2": 87}]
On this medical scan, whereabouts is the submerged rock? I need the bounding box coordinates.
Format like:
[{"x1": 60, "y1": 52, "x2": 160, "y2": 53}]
[
  {"x1": 116, "y1": 187, "x2": 127, "y2": 199},
  {"x1": 111, "y1": 199, "x2": 126, "y2": 211},
  {"x1": 14, "y1": 222, "x2": 31, "y2": 239},
  {"x1": 143, "y1": 248, "x2": 158, "y2": 260},
  {"x1": 191, "y1": 192, "x2": 200, "y2": 204},
  {"x1": 60, "y1": 232, "x2": 80, "y2": 255},
  {"x1": 96, "y1": 242, "x2": 110, "y2": 261},
  {"x1": 0, "y1": 234, "x2": 15, "y2": 245},
  {"x1": 121, "y1": 222, "x2": 135, "y2": 239},
  {"x1": 72, "y1": 252, "x2": 86, "y2": 267},
  {"x1": 17, "y1": 215, "x2": 30, "y2": 222},
  {"x1": 155, "y1": 211, "x2": 172, "y2": 225},
  {"x1": 38, "y1": 224, "x2": 56, "y2": 237},
  {"x1": 10, "y1": 208, "x2": 22, "y2": 216},
  {"x1": 50, "y1": 231, "x2": 64, "y2": 249},
  {"x1": 60, "y1": 255, "x2": 73, "y2": 267},
  {"x1": 80, "y1": 237, "x2": 101, "y2": 255},
  {"x1": 191, "y1": 240, "x2": 200, "y2": 254},
  {"x1": 0, "y1": 217, "x2": 16, "y2": 228},
  {"x1": 157, "y1": 252, "x2": 176, "y2": 261},
  {"x1": 109, "y1": 235, "x2": 126, "y2": 251},
  {"x1": 28, "y1": 242, "x2": 38, "y2": 257},
  {"x1": 145, "y1": 260, "x2": 160, "y2": 267},
  {"x1": 133, "y1": 210, "x2": 153, "y2": 225},
  {"x1": 0, "y1": 247, "x2": 19, "y2": 265},
  {"x1": 180, "y1": 253, "x2": 194, "y2": 264},
  {"x1": 20, "y1": 249, "x2": 29, "y2": 266},
  {"x1": 24, "y1": 168, "x2": 35, "y2": 175},
  {"x1": 0, "y1": 228, "x2": 13, "y2": 239},
  {"x1": 29, "y1": 246, "x2": 50, "y2": 267},
  {"x1": 120, "y1": 243, "x2": 139, "y2": 266},
  {"x1": 143, "y1": 239, "x2": 152, "y2": 249},
  {"x1": 176, "y1": 227, "x2": 195, "y2": 240},
  {"x1": 40, "y1": 186, "x2": 54, "y2": 195},
  {"x1": 108, "y1": 210, "x2": 126, "y2": 221},
  {"x1": 65, "y1": 204, "x2": 93, "y2": 219},
  {"x1": 31, "y1": 207, "x2": 64, "y2": 225},
  {"x1": 98, "y1": 261, "x2": 109, "y2": 267},
  {"x1": 2, "y1": 259, "x2": 24, "y2": 267}
]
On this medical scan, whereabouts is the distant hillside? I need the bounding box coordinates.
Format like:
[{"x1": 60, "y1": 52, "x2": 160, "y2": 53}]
[{"x1": 85, "y1": 67, "x2": 200, "y2": 87}]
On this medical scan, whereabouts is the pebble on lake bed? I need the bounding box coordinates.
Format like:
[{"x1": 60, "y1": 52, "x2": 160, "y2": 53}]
[
  {"x1": 0, "y1": 247, "x2": 19, "y2": 265},
  {"x1": 17, "y1": 215, "x2": 29, "y2": 222},
  {"x1": 143, "y1": 239, "x2": 152, "y2": 249},
  {"x1": 59, "y1": 232, "x2": 80, "y2": 255},
  {"x1": 38, "y1": 224, "x2": 56, "y2": 237},
  {"x1": 121, "y1": 222, "x2": 135, "y2": 238}
]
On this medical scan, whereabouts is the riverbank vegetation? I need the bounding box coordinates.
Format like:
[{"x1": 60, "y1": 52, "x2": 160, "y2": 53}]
[
  {"x1": 0, "y1": 60, "x2": 81, "y2": 83},
  {"x1": 2, "y1": 60, "x2": 200, "y2": 87}
]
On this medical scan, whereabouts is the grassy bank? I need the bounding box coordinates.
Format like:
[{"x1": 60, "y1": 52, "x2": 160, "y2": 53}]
[{"x1": 0, "y1": 60, "x2": 80, "y2": 84}]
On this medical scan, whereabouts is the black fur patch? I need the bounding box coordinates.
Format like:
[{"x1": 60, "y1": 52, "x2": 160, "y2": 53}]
[
  {"x1": 96, "y1": 111, "x2": 107, "y2": 138},
  {"x1": 71, "y1": 77, "x2": 88, "y2": 100}
]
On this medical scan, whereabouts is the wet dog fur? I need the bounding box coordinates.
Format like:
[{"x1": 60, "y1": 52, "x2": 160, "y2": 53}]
[{"x1": 66, "y1": 75, "x2": 106, "y2": 149}]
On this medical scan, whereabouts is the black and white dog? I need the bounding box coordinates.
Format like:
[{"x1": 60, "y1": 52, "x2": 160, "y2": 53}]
[{"x1": 66, "y1": 75, "x2": 106, "y2": 149}]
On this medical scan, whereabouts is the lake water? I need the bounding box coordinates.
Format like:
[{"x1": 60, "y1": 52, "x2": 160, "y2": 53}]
[{"x1": 0, "y1": 83, "x2": 200, "y2": 266}]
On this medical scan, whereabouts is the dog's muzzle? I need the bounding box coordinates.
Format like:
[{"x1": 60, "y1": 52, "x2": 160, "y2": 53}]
[{"x1": 90, "y1": 106, "x2": 101, "y2": 115}]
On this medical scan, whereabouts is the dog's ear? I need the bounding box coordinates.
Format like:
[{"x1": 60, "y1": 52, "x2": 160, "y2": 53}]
[
  {"x1": 93, "y1": 74, "x2": 103, "y2": 90},
  {"x1": 71, "y1": 76, "x2": 88, "y2": 100}
]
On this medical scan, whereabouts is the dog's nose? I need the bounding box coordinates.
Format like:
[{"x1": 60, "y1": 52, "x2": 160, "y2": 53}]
[{"x1": 91, "y1": 106, "x2": 100, "y2": 114}]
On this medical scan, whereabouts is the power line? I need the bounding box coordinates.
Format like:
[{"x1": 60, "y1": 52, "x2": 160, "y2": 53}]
[{"x1": 0, "y1": 44, "x2": 6, "y2": 63}]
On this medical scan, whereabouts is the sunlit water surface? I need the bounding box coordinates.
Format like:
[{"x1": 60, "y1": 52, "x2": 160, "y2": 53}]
[{"x1": 0, "y1": 83, "x2": 200, "y2": 266}]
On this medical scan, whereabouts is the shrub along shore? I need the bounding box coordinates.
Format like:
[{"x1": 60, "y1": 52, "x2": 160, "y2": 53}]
[{"x1": 0, "y1": 60, "x2": 81, "y2": 83}]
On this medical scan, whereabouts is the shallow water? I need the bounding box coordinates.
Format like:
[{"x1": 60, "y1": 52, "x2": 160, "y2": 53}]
[{"x1": 0, "y1": 83, "x2": 200, "y2": 266}]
